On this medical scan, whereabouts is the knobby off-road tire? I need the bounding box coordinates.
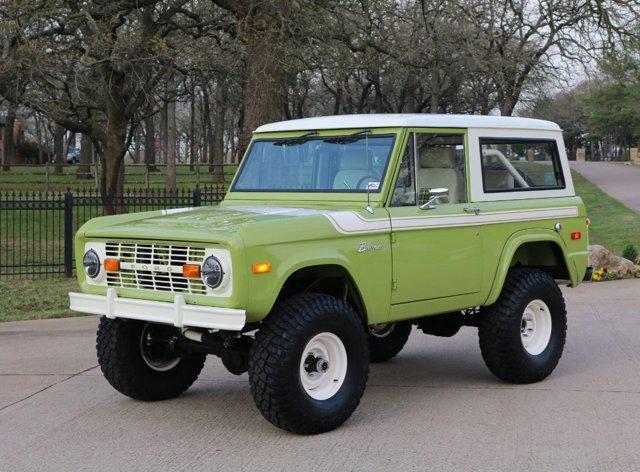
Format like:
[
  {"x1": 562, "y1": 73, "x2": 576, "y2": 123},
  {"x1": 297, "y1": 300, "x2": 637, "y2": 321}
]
[
  {"x1": 248, "y1": 293, "x2": 369, "y2": 434},
  {"x1": 97, "y1": 317, "x2": 206, "y2": 401},
  {"x1": 367, "y1": 321, "x2": 412, "y2": 363},
  {"x1": 478, "y1": 268, "x2": 567, "y2": 384}
]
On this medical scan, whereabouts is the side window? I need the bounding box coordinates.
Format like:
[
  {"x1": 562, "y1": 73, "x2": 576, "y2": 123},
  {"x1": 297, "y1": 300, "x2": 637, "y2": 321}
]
[
  {"x1": 415, "y1": 134, "x2": 467, "y2": 205},
  {"x1": 480, "y1": 138, "x2": 565, "y2": 192},
  {"x1": 390, "y1": 135, "x2": 416, "y2": 206}
]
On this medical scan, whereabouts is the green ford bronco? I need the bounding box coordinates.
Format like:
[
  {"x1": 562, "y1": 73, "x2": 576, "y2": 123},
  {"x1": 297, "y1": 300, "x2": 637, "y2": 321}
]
[{"x1": 69, "y1": 114, "x2": 590, "y2": 434}]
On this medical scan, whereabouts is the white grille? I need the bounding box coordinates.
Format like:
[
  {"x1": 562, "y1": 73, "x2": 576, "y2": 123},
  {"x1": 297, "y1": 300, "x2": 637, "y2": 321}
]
[{"x1": 105, "y1": 242, "x2": 207, "y2": 295}]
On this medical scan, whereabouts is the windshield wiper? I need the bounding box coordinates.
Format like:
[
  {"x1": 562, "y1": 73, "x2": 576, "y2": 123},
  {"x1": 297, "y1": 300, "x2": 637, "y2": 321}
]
[
  {"x1": 322, "y1": 129, "x2": 371, "y2": 144},
  {"x1": 273, "y1": 131, "x2": 318, "y2": 146}
]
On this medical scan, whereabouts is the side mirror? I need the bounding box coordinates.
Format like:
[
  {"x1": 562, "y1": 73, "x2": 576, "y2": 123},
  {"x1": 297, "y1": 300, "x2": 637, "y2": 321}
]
[{"x1": 419, "y1": 188, "x2": 449, "y2": 210}]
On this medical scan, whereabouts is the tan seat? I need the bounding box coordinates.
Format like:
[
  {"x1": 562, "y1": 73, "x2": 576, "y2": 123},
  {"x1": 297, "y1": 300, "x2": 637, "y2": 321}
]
[
  {"x1": 417, "y1": 147, "x2": 466, "y2": 204},
  {"x1": 484, "y1": 170, "x2": 514, "y2": 190},
  {"x1": 333, "y1": 151, "x2": 367, "y2": 190}
]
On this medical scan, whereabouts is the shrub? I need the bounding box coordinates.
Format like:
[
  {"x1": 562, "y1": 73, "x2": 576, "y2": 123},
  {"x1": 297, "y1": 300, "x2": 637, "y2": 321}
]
[{"x1": 621, "y1": 244, "x2": 639, "y2": 263}]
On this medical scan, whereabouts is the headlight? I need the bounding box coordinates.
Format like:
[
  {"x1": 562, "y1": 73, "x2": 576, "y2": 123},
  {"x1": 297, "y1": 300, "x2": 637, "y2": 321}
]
[
  {"x1": 201, "y1": 256, "x2": 224, "y2": 289},
  {"x1": 83, "y1": 249, "x2": 101, "y2": 279}
]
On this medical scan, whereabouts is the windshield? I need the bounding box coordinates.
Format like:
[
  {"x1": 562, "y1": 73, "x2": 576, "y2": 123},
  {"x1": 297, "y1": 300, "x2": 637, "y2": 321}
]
[{"x1": 232, "y1": 134, "x2": 395, "y2": 192}]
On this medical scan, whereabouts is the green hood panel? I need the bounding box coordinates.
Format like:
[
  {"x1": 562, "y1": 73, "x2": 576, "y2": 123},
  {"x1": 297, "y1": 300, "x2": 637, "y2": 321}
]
[{"x1": 80, "y1": 204, "x2": 353, "y2": 245}]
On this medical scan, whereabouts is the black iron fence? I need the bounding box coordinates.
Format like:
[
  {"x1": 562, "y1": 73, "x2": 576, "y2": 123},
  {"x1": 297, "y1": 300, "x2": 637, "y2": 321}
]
[{"x1": 0, "y1": 186, "x2": 226, "y2": 278}]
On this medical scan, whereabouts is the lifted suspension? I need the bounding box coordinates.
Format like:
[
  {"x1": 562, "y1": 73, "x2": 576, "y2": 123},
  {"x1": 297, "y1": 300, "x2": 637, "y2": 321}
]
[{"x1": 177, "y1": 330, "x2": 253, "y2": 375}]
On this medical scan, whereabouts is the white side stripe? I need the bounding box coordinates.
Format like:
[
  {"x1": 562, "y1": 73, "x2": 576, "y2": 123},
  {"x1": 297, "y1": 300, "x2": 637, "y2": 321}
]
[
  {"x1": 325, "y1": 211, "x2": 390, "y2": 234},
  {"x1": 324, "y1": 207, "x2": 579, "y2": 234}
]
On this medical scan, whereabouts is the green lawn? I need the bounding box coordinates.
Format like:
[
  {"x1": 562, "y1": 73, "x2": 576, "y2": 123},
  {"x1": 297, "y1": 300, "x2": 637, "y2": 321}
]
[
  {"x1": 0, "y1": 277, "x2": 83, "y2": 322},
  {"x1": 0, "y1": 164, "x2": 238, "y2": 191},
  {"x1": 572, "y1": 170, "x2": 640, "y2": 254}
]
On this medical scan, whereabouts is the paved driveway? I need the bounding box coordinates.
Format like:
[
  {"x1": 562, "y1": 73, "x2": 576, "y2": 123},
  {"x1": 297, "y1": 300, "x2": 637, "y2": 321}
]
[
  {"x1": 2, "y1": 280, "x2": 640, "y2": 471},
  {"x1": 571, "y1": 161, "x2": 640, "y2": 212}
]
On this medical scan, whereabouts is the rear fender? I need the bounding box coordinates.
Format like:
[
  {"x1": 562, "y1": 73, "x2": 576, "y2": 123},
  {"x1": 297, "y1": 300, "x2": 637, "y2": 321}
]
[{"x1": 484, "y1": 229, "x2": 576, "y2": 306}]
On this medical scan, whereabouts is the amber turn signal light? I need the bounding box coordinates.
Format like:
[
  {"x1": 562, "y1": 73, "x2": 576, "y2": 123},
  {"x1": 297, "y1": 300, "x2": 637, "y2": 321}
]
[
  {"x1": 252, "y1": 262, "x2": 272, "y2": 274},
  {"x1": 104, "y1": 259, "x2": 120, "y2": 272},
  {"x1": 571, "y1": 231, "x2": 582, "y2": 240},
  {"x1": 182, "y1": 264, "x2": 201, "y2": 278}
]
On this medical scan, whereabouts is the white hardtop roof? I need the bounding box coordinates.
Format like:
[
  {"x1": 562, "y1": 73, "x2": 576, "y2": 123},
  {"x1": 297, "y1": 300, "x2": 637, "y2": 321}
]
[{"x1": 255, "y1": 113, "x2": 561, "y2": 133}]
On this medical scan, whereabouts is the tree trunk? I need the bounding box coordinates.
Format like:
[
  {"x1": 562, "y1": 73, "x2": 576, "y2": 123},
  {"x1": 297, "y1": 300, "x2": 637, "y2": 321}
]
[
  {"x1": 238, "y1": 27, "x2": 285, "y2": 158},
  {"x1": 202, "y1": 86, "x2": 216, "y2": 172},
  {"x1": 160, "y1": 103, "x2": 168, "y2": 164},
  {"x1": 405, "y1": 75, "x2": 417, "y2": 113},
  {"x1": 499, "y1": 91, "x2": 518, "y2": 116},
  {"x1": 53, "y1": 124, "x2": 65, "y2": 176},
  {"x1": 99, "y1": 116, "x2": 127, "y2": 215},
  {"x1": 77, "y1": 133, "x2": 93, "y2": 179},
  {"x1": 200, "y1": 87, "x2": 209, "y2": 166},
  {"x1": 132, "y1": 129, "x2": 141, "y2": 164},
  {"x1": 211, "y1": 83, "x2": 226, "y2": 183},
  {"x1": 2, "y1": 102, "x2": 16, "y2": 171},
  {"x1": 165, "y1": 97, "x2": 177, "y2": 192},
  {"x1": 144, "y1": 111, "x2": 157, "y2": 172},
  {"x1": 189, "y1": 86, "x2": 196, "y2": 172},
  {"x1": 34, "y1": 114, "x2": 44, "y2": 164}
]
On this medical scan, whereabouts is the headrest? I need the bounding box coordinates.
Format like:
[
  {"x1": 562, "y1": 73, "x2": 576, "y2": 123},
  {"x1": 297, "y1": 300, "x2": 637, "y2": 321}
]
[
  {"x1": 419, "y1": 147, "x2": 456, "y2": 169},
  {"x1": 338, "y1": 150, "x2": 365, "y2": 170}
]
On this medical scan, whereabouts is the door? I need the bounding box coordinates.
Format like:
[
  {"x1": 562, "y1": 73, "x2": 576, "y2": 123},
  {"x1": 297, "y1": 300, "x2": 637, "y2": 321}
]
[{"x1": 387, "y1": 131, "x2": 483, "y2": 304}]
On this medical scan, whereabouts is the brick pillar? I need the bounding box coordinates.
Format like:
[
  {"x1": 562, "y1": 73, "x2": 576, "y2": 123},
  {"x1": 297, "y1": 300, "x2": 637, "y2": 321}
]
[
  {"x1": 630, "y1": 147, "x2": 639, "y2": 165},
  {"x1": 576, "y1": 148, "x2": 586, "y2": 163}
]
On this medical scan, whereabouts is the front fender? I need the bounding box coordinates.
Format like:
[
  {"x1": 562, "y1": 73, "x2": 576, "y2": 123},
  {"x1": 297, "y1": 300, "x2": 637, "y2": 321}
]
[
  {"x1": 243, "y1": 234, "x2": 392, "y2": 324},
  {"x1": 483, "y1": 228, "x2": 577, "y2": 306}
]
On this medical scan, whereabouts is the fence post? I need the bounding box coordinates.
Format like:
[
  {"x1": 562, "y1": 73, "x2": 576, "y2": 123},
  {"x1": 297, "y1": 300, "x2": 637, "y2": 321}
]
[
  {"x1": 193, "y1": 187, "x2": 201, "y2": 207},
  {"x1": 64, "y1": 189, "x2": 74, "y2": 277}
]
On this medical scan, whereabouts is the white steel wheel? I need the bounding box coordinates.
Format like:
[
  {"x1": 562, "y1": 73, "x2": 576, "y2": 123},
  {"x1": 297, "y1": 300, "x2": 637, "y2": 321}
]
[
  {"x1": 299, "y1": 332, "x2": 348, "y2": 401},
  {"x1": 520, "y1": 299, "x2": 552, "y2": 355}
]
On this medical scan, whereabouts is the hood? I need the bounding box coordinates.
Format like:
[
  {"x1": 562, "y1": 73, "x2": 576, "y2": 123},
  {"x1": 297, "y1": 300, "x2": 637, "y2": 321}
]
[{"x1": 81, "y1": 204, "x2": 348, "y2": 245}]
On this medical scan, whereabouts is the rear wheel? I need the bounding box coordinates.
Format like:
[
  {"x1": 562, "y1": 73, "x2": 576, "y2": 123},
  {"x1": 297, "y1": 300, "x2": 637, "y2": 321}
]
[
  {"x1": 367, "y1": 321, "x2": 412, "y2": 363},
  {"x1": 248, "y1": 293, "x2": 369, "y2": 434},
  {"x1": 478, "y1": 268, "x2": 567, "y2": 384},
  {"x1": 97, "y1": 317, "x2": 206, "y2": 401}
]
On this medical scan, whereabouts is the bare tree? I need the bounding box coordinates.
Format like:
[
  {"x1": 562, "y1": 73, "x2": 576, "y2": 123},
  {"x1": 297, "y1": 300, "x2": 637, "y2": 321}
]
[{"x1": 458, "y1": 0, "x2": 638, "y2": 115}]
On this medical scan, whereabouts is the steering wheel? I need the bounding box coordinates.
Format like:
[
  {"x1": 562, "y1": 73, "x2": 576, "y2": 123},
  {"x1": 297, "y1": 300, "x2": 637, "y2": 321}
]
[{"x1": 356, "y1": 174, "x2": 381, "y2": 190}]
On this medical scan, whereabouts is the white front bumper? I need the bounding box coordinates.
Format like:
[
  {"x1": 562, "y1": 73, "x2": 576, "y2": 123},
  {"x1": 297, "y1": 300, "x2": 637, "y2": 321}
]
[{"x1": 69, "y1": 288, "x2": 246, "y2": 331}]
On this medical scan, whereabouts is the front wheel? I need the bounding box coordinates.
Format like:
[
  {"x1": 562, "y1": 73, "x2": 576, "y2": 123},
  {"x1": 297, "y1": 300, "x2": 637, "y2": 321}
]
[
  {"x1": 97, "y1": 317, "x2": 206, "y2": 401},
  {"x1": 248, "y1": 293, "x2": 369, "y2": 434},
  {"x1": 478, "y1": 268, "x2": 567, "y2": 384}
]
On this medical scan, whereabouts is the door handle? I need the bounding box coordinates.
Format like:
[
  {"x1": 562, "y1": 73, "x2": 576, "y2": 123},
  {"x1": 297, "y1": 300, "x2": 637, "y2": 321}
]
[{"x1": 464, "y1": 206, "x2": 481, "y2": 215}]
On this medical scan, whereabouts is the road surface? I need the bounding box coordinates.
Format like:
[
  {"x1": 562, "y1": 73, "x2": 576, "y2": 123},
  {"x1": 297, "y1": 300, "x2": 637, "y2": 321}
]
[{"x1": 2, "y1": 280, "x2": 640, "y2": 471}]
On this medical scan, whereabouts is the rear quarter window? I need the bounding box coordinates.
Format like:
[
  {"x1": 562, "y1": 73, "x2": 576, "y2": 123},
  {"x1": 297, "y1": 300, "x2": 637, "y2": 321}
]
[{"x1": 480, "y1": 138, "x2": 565, "y2": 193}]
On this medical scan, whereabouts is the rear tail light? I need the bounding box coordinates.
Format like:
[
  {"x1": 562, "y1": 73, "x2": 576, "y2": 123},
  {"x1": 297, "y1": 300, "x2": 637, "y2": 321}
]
[
  {"x1": 585, "y1": 218, "x2": 591, "y2": 227},
  {"x1": 571, "y1": 232, "x2": 582, "y2": 240}
]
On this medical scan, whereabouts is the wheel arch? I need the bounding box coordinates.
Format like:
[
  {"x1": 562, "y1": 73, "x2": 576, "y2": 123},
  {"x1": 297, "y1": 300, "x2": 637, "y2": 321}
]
[
  {"x1": 484, "y1": 229, "x2": 577, "y2": 306},
  {"x1": 274, "y1": 263, "x2": 369, "y2": 323}
]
